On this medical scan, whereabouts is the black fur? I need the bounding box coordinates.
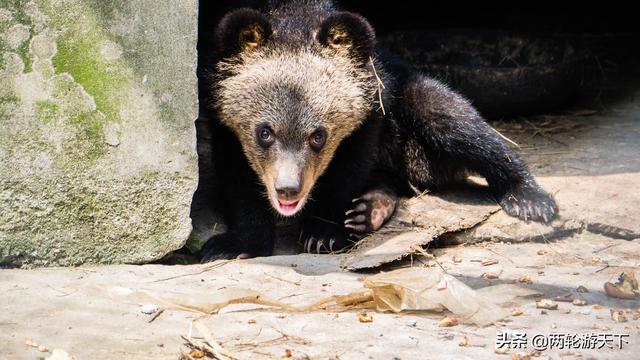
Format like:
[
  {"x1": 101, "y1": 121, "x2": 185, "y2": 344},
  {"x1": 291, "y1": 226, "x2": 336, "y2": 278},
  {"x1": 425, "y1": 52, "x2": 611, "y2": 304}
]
[
  {"x1": 201, "y1": 0, "x2": 558, "y2": 261},
  {"x1": 317, "y1": 11, "x2": 376, "y2": 64},
  {"x1": 215, "y1": 8, "x2": 273, "y2": 57}
]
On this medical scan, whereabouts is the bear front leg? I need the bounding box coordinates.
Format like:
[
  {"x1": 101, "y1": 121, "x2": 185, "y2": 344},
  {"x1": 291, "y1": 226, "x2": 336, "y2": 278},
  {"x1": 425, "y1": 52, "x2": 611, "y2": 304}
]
[{"x1": 200, "y1": 226, "x2": 275, "y2": 262}]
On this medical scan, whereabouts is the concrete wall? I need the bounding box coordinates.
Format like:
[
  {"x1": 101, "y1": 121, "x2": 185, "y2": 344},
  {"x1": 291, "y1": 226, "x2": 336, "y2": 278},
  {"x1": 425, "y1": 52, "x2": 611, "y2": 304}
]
[{"x1": 0, "y1": 0, "x2": 199, "y2": 266}]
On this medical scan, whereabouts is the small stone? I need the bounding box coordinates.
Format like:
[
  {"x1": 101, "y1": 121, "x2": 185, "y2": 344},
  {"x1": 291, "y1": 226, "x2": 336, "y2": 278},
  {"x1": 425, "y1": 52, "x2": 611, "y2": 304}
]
[
  {"x1": 536, "y1": 299, "x2": 558, "y2": 310},
  {"x1": 511, "y1": 308, "x2": 523, "y2": 316},
  {"x1": 576, "y1": 286, "x2": 589, "y2": 293},
  {"x1": 140, "y1": 304, "x2": 159, "y2": 315},
  {"x1": 406, "y1": 319, "x2": 417, "y2": 327},
  {"x1": 517, "y1": 274, "x2": 533, "y2": 284},
  {"x1": 572, "y1": 298, "x2": 587, "y2": 306},
  {"x1": 610, "y1": 309, "x2": 628, "y2": 323},
  {"x1": 358, "y1": 312, "x2": 373, "y2": 323}
]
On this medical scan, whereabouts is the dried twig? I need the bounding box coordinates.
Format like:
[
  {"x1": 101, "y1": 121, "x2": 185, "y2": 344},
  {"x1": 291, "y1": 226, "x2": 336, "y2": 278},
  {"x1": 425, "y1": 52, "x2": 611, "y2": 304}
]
[
  {"x1": 370, "y1": 57, "x2": 386, "y2": 115},
  {"x1": 410, "y1": 244, "x2": 448, "y2": 274},
  {"x1": 150, "y1": 260, "x2": 235, "y2": 283},
  {"x1": 147, "y1": 308, "x2": 164, "y2": 323},
  {"x1": 490, "y1": 126, "x2": 520, "y2": 148},
  {"x1": 194, "y1": 321, "x2": 239, "y2": 360}
]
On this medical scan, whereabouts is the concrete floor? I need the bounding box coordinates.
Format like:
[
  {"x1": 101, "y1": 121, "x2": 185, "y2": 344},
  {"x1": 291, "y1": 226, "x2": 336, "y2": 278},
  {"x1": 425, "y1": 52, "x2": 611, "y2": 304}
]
[{"x1": 1, "y1": 95, "x2": 639, "y2": 360}]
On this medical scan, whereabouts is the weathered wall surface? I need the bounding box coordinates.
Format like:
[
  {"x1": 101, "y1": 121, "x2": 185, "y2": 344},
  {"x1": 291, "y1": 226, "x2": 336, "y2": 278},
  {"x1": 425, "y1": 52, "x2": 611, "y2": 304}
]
[{"x1": 0, "y1": 0, "x2": 199, "y2": 266}]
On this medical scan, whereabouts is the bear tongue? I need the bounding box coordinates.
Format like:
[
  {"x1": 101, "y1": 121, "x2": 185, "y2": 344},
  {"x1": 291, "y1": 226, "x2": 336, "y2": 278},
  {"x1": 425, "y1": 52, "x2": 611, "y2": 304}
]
[{"x1": 278, "y1": 199, "x2": 300, "y2": 214}]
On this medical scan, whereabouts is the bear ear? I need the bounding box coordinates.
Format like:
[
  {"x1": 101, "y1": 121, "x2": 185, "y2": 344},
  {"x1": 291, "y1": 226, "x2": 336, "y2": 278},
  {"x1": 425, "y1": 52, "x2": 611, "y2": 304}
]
[
  {"x1": 216, "y1": 8, "x2": 272, "y2": 57},
  {"x1": 318, "y1": 12, "x2": 375, "y2": 64}
]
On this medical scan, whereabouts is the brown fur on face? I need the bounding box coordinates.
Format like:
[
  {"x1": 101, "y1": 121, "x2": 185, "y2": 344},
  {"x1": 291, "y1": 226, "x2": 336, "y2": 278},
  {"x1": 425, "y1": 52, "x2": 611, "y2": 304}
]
[{"x1": 213, "y1": 46, "x2": 377, "y2": 214}]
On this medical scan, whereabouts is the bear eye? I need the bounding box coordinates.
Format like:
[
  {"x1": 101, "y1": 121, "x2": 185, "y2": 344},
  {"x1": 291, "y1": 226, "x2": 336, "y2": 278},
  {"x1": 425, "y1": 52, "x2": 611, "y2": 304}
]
[
  {"x1": 309, "y1": 129, "x2": 326, "y2": 151},
  {"x1": 256, "y1": 125, "x2": 275, "y2": 148}
]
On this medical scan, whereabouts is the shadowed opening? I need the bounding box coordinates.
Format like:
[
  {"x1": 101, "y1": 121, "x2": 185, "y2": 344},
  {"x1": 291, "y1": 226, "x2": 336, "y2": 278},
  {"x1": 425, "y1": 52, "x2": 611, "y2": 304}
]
[{"x1": 166, "y1": 1, "x2": 640, "y2": 264}]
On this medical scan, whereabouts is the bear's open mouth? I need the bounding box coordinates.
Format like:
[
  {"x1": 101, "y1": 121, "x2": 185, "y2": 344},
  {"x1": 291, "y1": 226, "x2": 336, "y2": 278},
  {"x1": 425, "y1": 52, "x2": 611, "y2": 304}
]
[{"x1": 273, "y1": 196, "x2": 306, "y2": 216}]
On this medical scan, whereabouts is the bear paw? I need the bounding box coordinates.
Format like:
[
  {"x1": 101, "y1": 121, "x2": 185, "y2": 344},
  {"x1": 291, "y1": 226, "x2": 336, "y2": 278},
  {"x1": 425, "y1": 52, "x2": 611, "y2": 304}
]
[
  {"x1": 344, "y1": 189, "x2": 398, "y2": 234},
  {"x1": 200, "y1": 234, "x2": 253, "y2": 263},
  {"x1": 301, "y1": 221, "x2": 351, "y2": 254},
  {"x1": 498, "y1": 183, "x2": 558, "y2": 223}
]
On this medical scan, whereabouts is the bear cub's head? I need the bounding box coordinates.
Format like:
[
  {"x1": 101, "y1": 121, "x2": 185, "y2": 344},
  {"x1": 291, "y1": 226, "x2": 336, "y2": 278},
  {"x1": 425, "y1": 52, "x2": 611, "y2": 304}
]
[{"x1": 213, "y1": 8, "x2": 378, "y2": 217}]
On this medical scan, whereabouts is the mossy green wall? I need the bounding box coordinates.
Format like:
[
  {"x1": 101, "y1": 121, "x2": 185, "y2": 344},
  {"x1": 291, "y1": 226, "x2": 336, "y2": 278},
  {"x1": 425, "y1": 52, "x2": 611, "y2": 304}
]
[{"x1": 0, "y1": 0, "x2": 198, "y2": 266}]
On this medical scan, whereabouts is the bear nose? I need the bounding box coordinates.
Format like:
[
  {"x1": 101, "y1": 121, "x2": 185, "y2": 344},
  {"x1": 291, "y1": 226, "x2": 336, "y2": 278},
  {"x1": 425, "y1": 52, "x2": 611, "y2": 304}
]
[{"x1": 276, "y1": 184, "x2": 301, "y2": 200}]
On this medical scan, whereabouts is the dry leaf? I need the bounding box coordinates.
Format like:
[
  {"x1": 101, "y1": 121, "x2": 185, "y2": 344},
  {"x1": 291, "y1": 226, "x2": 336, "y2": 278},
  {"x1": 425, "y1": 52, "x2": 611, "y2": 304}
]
[
  {"x1": 494, "y1": 346, "x2": 509, "y2": 354},
  {"x1": 439, "y1": 316, "x2": 458, "y2": 327},
  {"x1": 512, "y1": 308, "x2": 523, "y2": 316},
  {"x1": 452, "y1": 255, "x2": 463, "y2": 264},
  {"x1": 604, "y1": 272, "x2": 639, "y2": 300},
  {"x1": 536, "y1": 299, "x2": 558, "y2": 310},
  {"x1": 536, "y1": 249, "x2": 547, "y2": 255},
  {"x1": 283, "y1": 349, "x2": 293, "y2": 358}
]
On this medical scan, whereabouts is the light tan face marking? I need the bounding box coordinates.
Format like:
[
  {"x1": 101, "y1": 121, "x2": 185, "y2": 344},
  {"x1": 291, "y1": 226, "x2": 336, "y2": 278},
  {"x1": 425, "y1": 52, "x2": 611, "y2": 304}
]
[{"x1": 214, "y1": 48, "x2": 377, "y2": 214}]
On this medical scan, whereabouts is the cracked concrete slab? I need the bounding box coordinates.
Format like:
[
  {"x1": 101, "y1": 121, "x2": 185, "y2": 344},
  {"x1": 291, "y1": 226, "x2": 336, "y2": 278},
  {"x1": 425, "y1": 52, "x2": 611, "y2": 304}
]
[{"x1": 0, "y1": 235, "x2": 638, "y2": 360}]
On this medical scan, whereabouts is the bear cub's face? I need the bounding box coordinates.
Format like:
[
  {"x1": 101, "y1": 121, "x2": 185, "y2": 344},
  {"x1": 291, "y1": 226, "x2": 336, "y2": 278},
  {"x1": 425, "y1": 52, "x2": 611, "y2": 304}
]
[{"x1": 213, "y1": 9, "x2": 378, "y2": 216}]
